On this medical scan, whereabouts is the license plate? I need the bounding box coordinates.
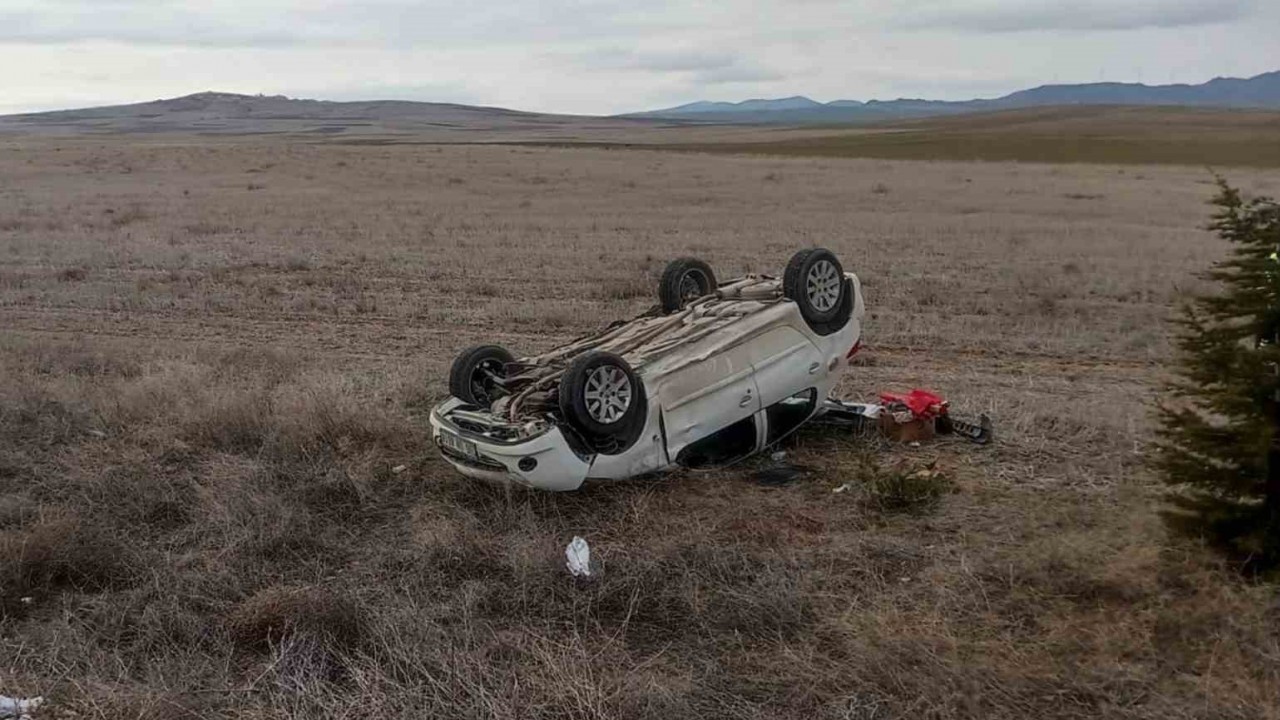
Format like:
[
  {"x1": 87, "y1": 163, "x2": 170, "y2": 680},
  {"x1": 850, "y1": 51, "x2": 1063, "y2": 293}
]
[{"x1": 439, "y1": 430, "x2": 478, "y2": 460}]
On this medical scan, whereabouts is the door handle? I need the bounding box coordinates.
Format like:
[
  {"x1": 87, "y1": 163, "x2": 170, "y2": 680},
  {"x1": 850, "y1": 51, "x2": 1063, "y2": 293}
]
[
  {"x1": 739, "y1": 394, "x2": 753, "y2": 407},
  {"x1": 808, "y1": 362, "x2": 821, "y2": 374}
]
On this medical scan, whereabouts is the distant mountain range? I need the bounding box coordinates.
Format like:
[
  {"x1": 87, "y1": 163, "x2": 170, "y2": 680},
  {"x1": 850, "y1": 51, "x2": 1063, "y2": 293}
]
[
  {"x1": 623, "y1": 71, "x2": 1280, "y2": 124},
  {"x1": 4, "y1": 71, "x2": 1279, "y2": 138}
]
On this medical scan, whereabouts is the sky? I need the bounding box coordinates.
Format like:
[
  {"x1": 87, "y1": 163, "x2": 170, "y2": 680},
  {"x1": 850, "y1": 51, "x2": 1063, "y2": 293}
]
[{"x1": 2, "y1": 0, "x2": 1279, "y2": 116}]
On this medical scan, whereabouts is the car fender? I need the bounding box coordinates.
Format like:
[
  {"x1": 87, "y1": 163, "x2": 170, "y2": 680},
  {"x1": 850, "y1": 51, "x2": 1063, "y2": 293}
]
[{"x1": 584, "y1": 392, "x2": 671, "y2": 480}]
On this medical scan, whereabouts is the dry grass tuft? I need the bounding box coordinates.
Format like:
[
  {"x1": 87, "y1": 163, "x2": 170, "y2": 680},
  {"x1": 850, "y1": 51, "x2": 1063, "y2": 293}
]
[
  {"x1": 182, "y1": 391, "x2": 273, "y2": 454},
  {"x1": 0, "y1": 515, "x2": 133, "y2": 611},
  {"x1": 864, "y1": 462, "x2": 953, "y2": 513},
  {"x1": 182, "y1": 220, "x2": 235, "y2": 236},
  {"x1": 592, "y1": 274, "x2": 653, "y2": 301},
  {"x1": 108, "y1": 204, "x2": 150, "y2": 227},
  {"x1": 57, "y1": 266, "x2": 88, "y2": 282},
  {"x1": 228, "y1": 585, "x2": 367, "y2": 653}
]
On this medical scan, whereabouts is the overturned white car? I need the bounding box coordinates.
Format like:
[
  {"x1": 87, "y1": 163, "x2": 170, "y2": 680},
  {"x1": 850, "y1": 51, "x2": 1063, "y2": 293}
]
[{"x1": 430, "y1": 248, "x2": 864, "y2": 491}]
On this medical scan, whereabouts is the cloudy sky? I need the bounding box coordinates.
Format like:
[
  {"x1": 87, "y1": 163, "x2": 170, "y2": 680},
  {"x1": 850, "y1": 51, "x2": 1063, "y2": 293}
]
[{"x1": 2, "y1": 0, "x2": 1278, "y2": 115}]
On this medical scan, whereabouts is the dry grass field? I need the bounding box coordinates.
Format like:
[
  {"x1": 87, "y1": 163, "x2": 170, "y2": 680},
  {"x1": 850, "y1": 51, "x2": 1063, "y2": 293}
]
[
  {"x1": 1, "y1": 137, "x2": 1279, "y2": 719},
  {"x1": 662, "y1": 106, "x2": 1280, "y2": 167}
]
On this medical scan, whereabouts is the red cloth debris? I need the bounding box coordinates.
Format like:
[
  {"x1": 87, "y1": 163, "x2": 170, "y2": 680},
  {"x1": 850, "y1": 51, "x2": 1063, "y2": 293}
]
[{"x1": 879, "y1": 389, "x2": 949, "y2": 421}]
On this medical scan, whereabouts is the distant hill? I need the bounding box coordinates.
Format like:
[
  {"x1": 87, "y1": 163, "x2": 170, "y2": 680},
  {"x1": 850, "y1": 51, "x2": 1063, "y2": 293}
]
[
  {"x1": 0, "y1": 91, "x2": 654, "y2": 138},
  {"x1": 625, "y1": 71, "x2": 1280, "y2": 124}
]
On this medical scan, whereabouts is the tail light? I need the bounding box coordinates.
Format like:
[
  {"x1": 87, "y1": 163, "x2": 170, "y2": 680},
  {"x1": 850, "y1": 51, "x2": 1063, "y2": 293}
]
[{"x1": 846, "y1": 339, "x2": 863, "y2": 359}]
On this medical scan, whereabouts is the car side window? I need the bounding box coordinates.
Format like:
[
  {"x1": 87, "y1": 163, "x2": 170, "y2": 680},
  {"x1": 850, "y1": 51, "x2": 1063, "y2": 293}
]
[
  {"x1": 675, "y1": 415, "x2": 758, "y2": 469},
  {"x1": 766, "y1": 388, "x2": 817, "y2": 445}
]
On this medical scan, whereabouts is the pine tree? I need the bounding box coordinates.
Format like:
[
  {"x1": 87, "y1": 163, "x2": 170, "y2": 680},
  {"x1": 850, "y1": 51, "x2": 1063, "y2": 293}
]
[{"x1": 1157, "y1": 180, "x2": 1280, "y2": 572}]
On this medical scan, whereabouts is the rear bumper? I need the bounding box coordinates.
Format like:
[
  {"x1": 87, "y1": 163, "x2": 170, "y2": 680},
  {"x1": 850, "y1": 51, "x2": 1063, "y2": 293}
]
[{"x1": 428, "y1": 398, "x2": 591, "y2": 492}]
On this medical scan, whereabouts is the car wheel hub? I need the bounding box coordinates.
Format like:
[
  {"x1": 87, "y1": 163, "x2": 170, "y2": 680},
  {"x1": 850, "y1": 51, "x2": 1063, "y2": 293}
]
[
  {"x1": 680, "y1": 270, "x2": 706, "y2": 305},
  {"x1": 583, "y1": 365, "x2": 632, "y2": 424},
  {"x1": 806, "y1": 259, "x2": 840, "y2": 312}
]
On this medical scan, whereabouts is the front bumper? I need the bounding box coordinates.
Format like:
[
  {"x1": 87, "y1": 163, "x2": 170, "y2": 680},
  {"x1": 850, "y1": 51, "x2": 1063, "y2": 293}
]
[{"x1": 428, "y1": 398, "x2": 591, "y2": 492}]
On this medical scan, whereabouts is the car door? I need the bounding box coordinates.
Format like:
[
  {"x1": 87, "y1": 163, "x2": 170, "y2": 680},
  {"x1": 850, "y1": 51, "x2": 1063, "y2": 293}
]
[
  {"x1": 745, "y1": 325, "x2": 826, "y2": 408},
  {"x1": 658, "y1": 341, "x2": 760, "y2": 462}
]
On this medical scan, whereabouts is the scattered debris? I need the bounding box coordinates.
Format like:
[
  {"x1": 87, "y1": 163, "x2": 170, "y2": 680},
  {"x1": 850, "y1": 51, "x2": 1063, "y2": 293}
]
[
  {"x1": 391, "y1": 464, "x2": 407, "y2": 474},
  {"x1": 937, "y1": 412, "x2": 994, "y2": 445},
  {"x1": 879, "y1": 389, "x2": 947, "y2": 443},
  {"x1": 823, "y1": 390, "x2": 993, "y2": 445},
  {"x1": 770, "y1": 450, "x2": 787, "y2": 462},
  {"x1": 832, "y1": 483, "x2": 852, "y2": 494},
  {"x1": 565, "y1": 536, "x2": 592, "y2": 577},
  {"x1": 87, "y1": 429, "x2": 106, "y2": 438},
  {"x1": 880, "y1": 389, "x2": 949, "y2": 421},
  {"x1": 815, "y1": 399, "x2": 881, "y2": 434},
  {"x1": 904, "y1": 463, "x2": 947, "y2": 483},
  {"x1": 0, "y1": 695, "x2": 43, "y2": 720}
]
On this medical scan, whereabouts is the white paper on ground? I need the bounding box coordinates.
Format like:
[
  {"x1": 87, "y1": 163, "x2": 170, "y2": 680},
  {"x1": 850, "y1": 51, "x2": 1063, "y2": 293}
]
[
  {"x1": 565, "y1": 536, "x2": 591, "y2": 577},
  {"x1": 0, "y1": 695, "x2": 43, "y2": 720}
]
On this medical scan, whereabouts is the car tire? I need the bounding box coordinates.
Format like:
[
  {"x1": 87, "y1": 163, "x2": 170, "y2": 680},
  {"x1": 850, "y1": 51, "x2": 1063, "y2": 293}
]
[
  {"x1": 558, "y1": 351, "x2": 646, "y2": 454},
  {"x1": 784, "y1": 248, "x2": 851, "y2": 332},
  {"x1": 659, "y1": 257, "x2": 717, "y2": 314},
  {"x1": 449, "y1": 344, "x2": 515, "y2": 407}
]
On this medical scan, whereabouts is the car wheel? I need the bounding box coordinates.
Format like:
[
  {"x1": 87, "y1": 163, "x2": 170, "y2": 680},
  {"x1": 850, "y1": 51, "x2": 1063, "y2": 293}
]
[
  {"x1": 659, "y1": 257, "x2": 717, "y2": 314},
  {"x1": 558, "y1": 351, "x2": 646, "y2": 454},
  {"x1": 448, "y1": 344, "x2": 515, "y2": 407},
  {"x1": 784, "y1": 248, "x2": 851, "y2": 331}
]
